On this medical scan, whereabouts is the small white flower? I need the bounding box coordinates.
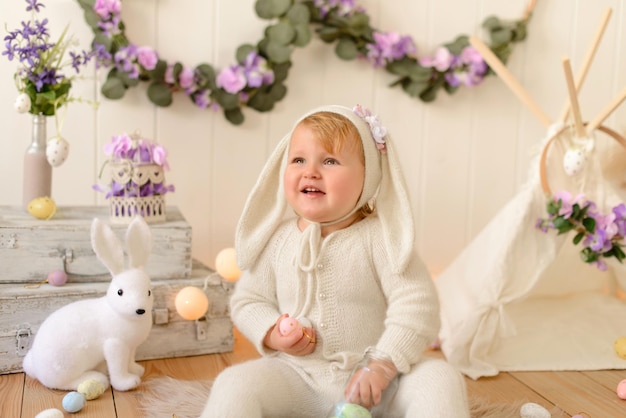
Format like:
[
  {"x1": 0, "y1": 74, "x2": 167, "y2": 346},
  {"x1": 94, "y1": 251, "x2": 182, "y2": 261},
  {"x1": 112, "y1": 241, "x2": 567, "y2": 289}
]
[{"x1": 14, "y1": 93, "x2": 31, "y2": 113}]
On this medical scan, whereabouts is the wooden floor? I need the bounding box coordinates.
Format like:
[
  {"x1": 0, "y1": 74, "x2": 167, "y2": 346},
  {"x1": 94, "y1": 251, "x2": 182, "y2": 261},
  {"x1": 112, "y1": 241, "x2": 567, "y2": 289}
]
[{"x1": 1, "y1": 328, "x2": 625, "y2": 418}]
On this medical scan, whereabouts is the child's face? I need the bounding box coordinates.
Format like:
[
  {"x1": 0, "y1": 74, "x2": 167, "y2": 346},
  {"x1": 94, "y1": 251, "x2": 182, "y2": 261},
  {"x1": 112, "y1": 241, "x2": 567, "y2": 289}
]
[{"x1": 284, "y1": 122, "x2": 365, "y2": 224}]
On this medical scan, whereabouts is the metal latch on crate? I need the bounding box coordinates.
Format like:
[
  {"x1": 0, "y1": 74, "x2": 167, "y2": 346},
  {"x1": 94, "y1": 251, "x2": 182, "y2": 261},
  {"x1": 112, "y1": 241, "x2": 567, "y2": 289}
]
[
  {"x1": 195, "y1": 317, "x2": 208, "y2": 341},
  {"x1": 16, "y1": 326, "x2": 32, "y2": 357}
]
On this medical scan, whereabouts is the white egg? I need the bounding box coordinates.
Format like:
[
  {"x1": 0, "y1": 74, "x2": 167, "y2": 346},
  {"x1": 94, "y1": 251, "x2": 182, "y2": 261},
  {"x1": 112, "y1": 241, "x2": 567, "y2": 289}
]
[
  {"x1": 562, "y1": 148, "x2": 586, "y2": 176},
  {"x1": 46, "y1": 137, "x2": 70, "y2": 167},
  {"x1": 14, "y1": 93, "x2": 31, "y2": 113},
  {"x1": 520, "y1": 402, "x2": 551, "y2": 418},
  {"x1": 34, "y1": 408, "x2": 64, "y2": 418}
]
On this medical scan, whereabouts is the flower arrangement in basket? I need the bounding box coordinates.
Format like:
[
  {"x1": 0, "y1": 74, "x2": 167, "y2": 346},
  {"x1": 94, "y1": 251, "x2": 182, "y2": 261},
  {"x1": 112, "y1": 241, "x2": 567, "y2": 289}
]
[{"x1": 94, "y1": 132, "x2": 175, "y2": 224}]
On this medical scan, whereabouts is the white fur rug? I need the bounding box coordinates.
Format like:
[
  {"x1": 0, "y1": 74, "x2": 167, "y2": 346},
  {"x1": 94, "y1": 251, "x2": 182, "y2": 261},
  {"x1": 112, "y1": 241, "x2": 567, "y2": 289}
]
[{"x1": 138, "y1": 377, "x2": 565, "y2": 418}]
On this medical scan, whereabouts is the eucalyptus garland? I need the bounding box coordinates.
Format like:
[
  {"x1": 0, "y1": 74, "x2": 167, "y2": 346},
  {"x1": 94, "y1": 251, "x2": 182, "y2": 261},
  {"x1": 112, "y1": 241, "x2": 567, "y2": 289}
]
[{"x1": 76, "y1": 0, "x2": 534, "y2": 125}]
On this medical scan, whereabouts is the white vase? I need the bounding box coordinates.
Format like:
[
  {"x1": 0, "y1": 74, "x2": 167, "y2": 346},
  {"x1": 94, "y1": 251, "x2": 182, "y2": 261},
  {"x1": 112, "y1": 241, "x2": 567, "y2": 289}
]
[{"x1": 22, "y1": 114, "x2": 52, "y2": 209}]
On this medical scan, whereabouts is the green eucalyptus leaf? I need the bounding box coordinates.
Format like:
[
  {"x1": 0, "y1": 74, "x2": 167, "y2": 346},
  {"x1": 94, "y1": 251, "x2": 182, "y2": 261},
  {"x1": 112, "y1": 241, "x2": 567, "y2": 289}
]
[
  {"x1": 419, "y1": 84, "x2": 440, "y2": 102},
  {"x1": 268, "y1": 22, "x2": 296, "y2": 46},
  {"x1": 225, "y1": 108, "x2": 245, "y2": 125},
  {"x1": 444, "y1": 35, "x2": 469, "y2": 55},
  {"x1": 93, "y1": 33, "x2": 112, "y2": 50},
  {"x1": 255, "y1": 0, "x2": 292, "y2": 19},
  {"x1": 580, "y1": 247, "x2": 597, "y2": 263},
  {"x1": 293, "y1": 24, "x2": 312, "y2": 47},
  {"x1": 272, "y1": 62, "x2": 292, "y2": 82},
  {"x1": 196, "y1": 64, "x2": 216, "y2": 89},
  {"x1": 573, "y1": 232, "x2": 585, "y2": 245},
  {"x1": 490, "y1": 28, "x2": 513, "y2": 46},
  {"x1": 335, "y1": 38, "x2": 358, "y2": 60},
  {"x1": 582, "y1": 217, "x2": 596, "y2": 233},
  {"x1": 345, "y1": 13, "x2": 370, "y2": 37},
  {"x1": 402, "y1": 80, "x2": 426, "y2": 98},
  {"x1": 147, "y1": 82, "x2": 173, "y2": 107},
  {"x1": 287, "y1": 3, "x2": 310, "y2": 25},
  {"x1": 149, "y1": 60, "x2": 168, "y2": 81},
  {"x1": 514, "y1": 22, "x2": 528, "y2": 41},
  {"x1": 269, "y1": 83, "x2": 287, "y2": 101},
  {"x1": 317, "y1": 27, "x2": 341, "y2": 43},
  {"x1": 482, "y1": 16, "x2": 501, "y2": 30},
  {"x1": 214, "y1": 90, "x2": 240, "y2": 110},
  {"x1": 248, "y1": 92, "x2": 274, "y2": 112},
  {"x1": 266, "y1": 42, "x2": 292, "y2": 64},
  {"x1": 236, "y1": 44, "x2": 257, "y2": 64},
  {"x1": 101, "y1": 76, "x2": 127, "y2": 100},
  {"x1": 409, "y1": 65, "x2": 433, "y2": 83}
]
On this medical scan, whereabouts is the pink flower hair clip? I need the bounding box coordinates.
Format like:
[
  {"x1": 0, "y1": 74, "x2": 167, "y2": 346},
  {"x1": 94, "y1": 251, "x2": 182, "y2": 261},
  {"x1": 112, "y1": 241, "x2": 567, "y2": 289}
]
[{"x1": 353, "y1": 104, "x2": 387, "y2": 154}]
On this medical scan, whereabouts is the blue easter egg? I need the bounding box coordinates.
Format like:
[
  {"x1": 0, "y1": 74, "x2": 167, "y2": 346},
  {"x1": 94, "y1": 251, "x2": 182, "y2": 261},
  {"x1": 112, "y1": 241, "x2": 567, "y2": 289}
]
[{"x1": 62, "y1": 391, "x2": 86, "y2": 413}]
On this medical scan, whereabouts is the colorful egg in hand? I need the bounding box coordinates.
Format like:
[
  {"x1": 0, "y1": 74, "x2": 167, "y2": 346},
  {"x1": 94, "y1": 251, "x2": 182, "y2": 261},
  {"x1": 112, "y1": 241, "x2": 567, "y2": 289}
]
[
  {"x1": 27, "y1": 197, "x2": 57, "y2": 220},
  {"x1": 279, "y1": 317, "x2": 302, "y2": 336}
]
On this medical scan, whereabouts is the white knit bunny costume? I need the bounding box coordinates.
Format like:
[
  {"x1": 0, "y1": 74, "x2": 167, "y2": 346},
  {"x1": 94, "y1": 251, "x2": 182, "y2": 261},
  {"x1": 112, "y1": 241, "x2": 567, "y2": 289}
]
[{"x1": 202, "y1": 105, "x2": 469, "y2": 418}]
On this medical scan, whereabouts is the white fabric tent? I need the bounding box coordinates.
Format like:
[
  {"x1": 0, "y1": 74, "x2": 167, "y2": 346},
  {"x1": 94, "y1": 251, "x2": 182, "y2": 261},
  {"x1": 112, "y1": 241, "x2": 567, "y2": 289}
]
[{"x1": 436, "y1": 126, "x2": 626, "y2": 379}]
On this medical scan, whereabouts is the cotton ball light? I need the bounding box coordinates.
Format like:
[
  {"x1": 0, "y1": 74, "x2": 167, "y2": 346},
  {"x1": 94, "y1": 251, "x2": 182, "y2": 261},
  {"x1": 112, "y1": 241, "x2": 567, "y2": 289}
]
[
  {"x1": 47, "y1": 269, "x2": 67, "y2": 286},
  {"x1": 215, "y1": 247, "x2": 242, "y2": 282},
  {"x1": 175, "y1": 286, "x2": 209, "y2": 320},
  {"x1": 62, "y1": 391, "x2": 86, "y2": 413},
  {"x1": 617, "y1": 379, "x2": 626, "y2": 400},
  {"x1": 34, "y1": 409, "x2": 64, "y2": 418},
  {"x1": 520, "y1": 402, "x2": 550, "y2": 418},
  {"x1": 77, "y1": 379, "x2": 106, "y2": 400}
]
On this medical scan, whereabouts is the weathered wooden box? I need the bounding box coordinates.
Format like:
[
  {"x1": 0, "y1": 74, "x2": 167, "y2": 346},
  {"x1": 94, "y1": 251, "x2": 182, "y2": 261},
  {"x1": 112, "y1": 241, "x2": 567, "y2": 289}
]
[
  {"x1": 0, "y1": 205, "x2": 192, "y2": 283},
  {"x1": 0, "y1": 263, "x2": 234, "y2": 375}
]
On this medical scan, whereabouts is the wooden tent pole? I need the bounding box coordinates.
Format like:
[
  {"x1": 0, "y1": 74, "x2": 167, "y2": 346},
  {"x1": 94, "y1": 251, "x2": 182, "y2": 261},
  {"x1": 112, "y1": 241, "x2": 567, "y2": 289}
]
[
  {"x1": 558, "y1": 8, "x2": 613, "y2": 123},
  {"x1": 561, "y1": 57, "x2": 586, "y2": 139},
  {"x1": 586, "y1": 86, "x2": 626, "y2": 134},
  {"x1": 469, "y1": 36, "x2": 552, "y2": 127}
]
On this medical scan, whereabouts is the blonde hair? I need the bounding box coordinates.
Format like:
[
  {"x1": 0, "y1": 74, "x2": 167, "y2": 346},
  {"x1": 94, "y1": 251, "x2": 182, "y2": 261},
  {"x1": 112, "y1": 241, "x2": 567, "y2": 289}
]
[{"x1": 298, "y1": 111, "x2": 375, "y2": 217}]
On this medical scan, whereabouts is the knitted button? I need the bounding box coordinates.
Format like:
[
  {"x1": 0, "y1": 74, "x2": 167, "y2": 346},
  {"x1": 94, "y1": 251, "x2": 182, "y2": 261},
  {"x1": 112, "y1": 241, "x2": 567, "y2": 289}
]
[
  {"x1": 319, "y1": 293, "x2": 326, "y2": 300},
  {"x1": 317, "y1": 264, "x2": 323, "y2": 269},
  {"x1": 331, "y1": 365, "x2": 338, "y2": 371},
  {"x1": 319, "y1": 323, "x2": 326, "y2": 328}
]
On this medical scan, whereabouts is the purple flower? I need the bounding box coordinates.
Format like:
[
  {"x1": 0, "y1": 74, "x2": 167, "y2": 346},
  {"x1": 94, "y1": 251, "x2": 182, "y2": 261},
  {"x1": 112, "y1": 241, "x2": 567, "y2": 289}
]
[
  {"x1": 445, "y1": 46, "x2": 488, "y2": 87},
  {"x1": 104, "y1": 133, "x2": 133, "y2": 158},
  {"x1": 179, "y1": 67, "x2": 195, "y2": 89},
  {"x1": 366, "y1": 31, "x2": 416, "y2": 67},
  {"x1": 136, "y1": 46, "x2": 158, "y2": 70},
  {"x1": 613, "y1": 203, "x2": 626, "y2": 236},
  {"x1": 193, "y1": 89, "x2": 211, "y2": 109},
  {"x1": 216, "y1": 65, "x2": 247, "y2": 94},
  {"x1": 419, "y1": 47, "x2": 454, "y2": 72},
  {"x1": 553, "y1": 191, "x2": 586, "y2": 219},
  {"x1": 26, "y1": 0, "x2": 44, "y2": 12},
  {"x1": 243, "y1": 52, "x2": 274, "y2": 88},
  {"x1": 94, "y1": 0, "x2": 121, "y2": 19},
  {"x1": 152, "y1": 145, "x2": 169, "y2": 169}
]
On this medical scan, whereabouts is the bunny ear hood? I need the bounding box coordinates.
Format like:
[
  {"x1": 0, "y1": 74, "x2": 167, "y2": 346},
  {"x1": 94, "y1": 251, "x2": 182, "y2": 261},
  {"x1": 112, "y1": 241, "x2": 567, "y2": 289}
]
[{"x1": 235, "y1": 104, "x2": 415, "y2": 274}]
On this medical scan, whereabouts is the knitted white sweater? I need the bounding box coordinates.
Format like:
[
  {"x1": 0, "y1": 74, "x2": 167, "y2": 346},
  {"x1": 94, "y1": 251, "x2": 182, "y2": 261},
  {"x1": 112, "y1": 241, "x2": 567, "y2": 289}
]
[{"x1": 231, "y1": 215, "x2": 440, "y2": 374}]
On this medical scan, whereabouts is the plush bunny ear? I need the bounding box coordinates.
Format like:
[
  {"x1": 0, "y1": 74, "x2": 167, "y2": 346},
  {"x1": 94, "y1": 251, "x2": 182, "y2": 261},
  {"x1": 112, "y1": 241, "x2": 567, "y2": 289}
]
[
  {"x1": 91, "y1": 218, "x2": 125, "y2": 277},
  {"x1": 125, "y1": 216, "x2": 152, "y2": 269}
]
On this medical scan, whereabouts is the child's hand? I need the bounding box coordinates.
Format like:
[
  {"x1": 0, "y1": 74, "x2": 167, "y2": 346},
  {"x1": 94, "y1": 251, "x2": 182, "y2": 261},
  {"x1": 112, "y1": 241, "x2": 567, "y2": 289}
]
[
  {"x1": 344, "y1": 359, "x2": 397, "y2": 409},
  {"x1": 263, "y1": 314, "x2": 316, "y2": 356}
]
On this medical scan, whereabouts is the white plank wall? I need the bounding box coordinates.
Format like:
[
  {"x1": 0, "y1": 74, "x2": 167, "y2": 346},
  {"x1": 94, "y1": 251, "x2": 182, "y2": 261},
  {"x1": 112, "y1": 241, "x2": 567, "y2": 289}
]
[{"x1": 1, "y1": 0, "x2": 625, "y2": 276}]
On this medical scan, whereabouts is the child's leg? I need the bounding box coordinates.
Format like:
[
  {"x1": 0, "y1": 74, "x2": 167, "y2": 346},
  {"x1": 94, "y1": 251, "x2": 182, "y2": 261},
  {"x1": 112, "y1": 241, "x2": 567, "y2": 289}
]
[
  {"x1": 385, "y1": 358, "x2": 470, "y2": 418},
  {"x1": 201, "y1": 357, "x2": 330, "y2": 418}
]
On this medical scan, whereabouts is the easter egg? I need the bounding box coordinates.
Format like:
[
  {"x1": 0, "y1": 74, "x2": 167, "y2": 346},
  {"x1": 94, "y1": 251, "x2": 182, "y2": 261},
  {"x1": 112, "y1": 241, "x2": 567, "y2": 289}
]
[
  {"x1": 14, "y1": 92, "x2": 31, "y2": 113},
  {"x1": 62, "y1": 391, "x2": 86, "y2": 413},
  {"x1": 562, "y1": 148, "x2": 586, "y2": 176},
  {"x1": 77, "y1": 379, "x2": 106, "y2": 400},
  {"x1": 614, "y1": 337, "x2": 626, "y2": 359},
  {"x1": 175, "y1": 286, "x2": 209, "y2": 320},
  {"x1": 47, "y1": 269, "x2": 68, "y2": 286},
  {"x1": 27, "y1": 197, "x2": 57, "y2": 220},
  {"x1": 334, "y1": 401, "x2": 372, "y2": 418},
  {"x1": 34, "y1": 409, "x2": 64, "y2": 418},
  {"x1": 279, "y1": 317, "x2": 302, "y2": 336},
  {"x1": 215, "y1": 248, "x2": 242, "y2": 282},
  {"x1": 617, "y1": 379, "x2": 626, "y2": 400},
  {"x1": 46, "y1": 137, "x2": 70, "y2": 167},
  {"x1": 520, "y1": 402, "x2": 550, "y2": 418}
]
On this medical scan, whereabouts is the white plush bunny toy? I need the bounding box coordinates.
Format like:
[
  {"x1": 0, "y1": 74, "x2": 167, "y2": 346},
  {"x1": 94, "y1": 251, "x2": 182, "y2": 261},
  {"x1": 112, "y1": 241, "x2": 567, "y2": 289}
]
[{"x1": 23, "y1": 216, "x2": 154, "y2": 392}]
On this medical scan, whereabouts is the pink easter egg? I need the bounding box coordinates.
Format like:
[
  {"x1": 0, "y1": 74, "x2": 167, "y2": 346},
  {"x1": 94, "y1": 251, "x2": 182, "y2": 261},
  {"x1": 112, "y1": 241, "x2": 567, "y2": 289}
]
[
  {"x1": 617, "y1": 379, "x2": 626, "y2": 400},
  {"x1": 279, "y1": 317, "x2": 301, "y2": 336},
  {"x1": 47, "y1": 269, "x2": 68, "y2": 286}
]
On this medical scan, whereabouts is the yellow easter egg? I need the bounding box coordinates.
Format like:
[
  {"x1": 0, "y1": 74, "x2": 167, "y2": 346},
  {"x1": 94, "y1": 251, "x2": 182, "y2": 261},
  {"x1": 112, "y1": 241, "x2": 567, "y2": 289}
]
[
  {"x1": 77, "y1": 379, "x2": 106, "y2": 400},
  {"x1": 27, "y1": 197, "x2": 57, "y2": 220},
  {"x1": 614, "y1": 337, "x2": 626, "y2": 359}
]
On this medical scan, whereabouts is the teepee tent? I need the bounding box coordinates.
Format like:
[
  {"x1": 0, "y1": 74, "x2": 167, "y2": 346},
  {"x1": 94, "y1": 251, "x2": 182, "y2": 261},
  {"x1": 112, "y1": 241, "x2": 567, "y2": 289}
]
[{"x1": 436, "y1": 9, "x2": 626, "y2": 379}]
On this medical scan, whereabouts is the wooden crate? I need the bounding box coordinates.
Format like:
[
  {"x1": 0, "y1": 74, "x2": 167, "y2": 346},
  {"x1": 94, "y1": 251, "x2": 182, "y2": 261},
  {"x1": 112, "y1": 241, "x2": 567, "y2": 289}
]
[
  {"x1": 0, "y1": 263, "x2": 234, "y2": 375},
  {"x1": 0, "y1": 206, "x2": 192, "y2": 283}
]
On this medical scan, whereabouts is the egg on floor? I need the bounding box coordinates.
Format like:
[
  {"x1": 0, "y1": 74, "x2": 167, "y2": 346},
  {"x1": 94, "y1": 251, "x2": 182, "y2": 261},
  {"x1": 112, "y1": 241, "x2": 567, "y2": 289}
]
[{"x1": 27, "y1": 197, "x2": 57, "y2": 220}]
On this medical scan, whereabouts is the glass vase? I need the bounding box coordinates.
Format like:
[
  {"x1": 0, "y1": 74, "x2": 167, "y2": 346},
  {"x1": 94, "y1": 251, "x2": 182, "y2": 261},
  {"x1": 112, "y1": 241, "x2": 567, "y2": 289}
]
[{"x1": 22, "y1": 114, "x2": 52, "y2": 209}]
